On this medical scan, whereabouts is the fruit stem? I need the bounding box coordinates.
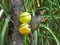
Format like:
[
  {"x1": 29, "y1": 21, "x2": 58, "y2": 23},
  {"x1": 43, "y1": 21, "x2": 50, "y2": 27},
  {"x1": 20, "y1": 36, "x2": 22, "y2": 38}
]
[{"x1": 24, "y1": 35, "x2": 27, "y2": 45}]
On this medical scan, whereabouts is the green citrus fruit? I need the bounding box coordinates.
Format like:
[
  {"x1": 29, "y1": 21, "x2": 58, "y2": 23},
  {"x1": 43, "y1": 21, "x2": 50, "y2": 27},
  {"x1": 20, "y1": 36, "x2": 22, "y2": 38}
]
[{"x1": 19, "y1": 12, "x2": 31, "y2": 23}]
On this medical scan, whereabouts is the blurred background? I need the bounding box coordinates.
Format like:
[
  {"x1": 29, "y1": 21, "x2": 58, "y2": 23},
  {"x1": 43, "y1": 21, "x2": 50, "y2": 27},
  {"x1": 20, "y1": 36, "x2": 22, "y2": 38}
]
[{"x1": 0, "y1": 0, "x2": 60, "y2": 45}]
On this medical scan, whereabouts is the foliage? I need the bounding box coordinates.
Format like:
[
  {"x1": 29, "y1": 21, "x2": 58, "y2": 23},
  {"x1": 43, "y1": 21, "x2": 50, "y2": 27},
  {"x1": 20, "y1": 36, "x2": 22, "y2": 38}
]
[{"x1": 0, "y1": 0, "x2": 60, "y2": 45}]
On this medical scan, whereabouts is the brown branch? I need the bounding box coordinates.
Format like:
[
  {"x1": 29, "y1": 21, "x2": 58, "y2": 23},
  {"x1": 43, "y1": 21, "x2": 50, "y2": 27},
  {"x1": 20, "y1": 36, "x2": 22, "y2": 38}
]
[
  {"x1": 21, "y1": 0, "x2": 27, "y2": 11},
  {"x1": 10, "y1": 0, "x2": 24, "y2": 45},
  {"x1": 29, "y1": 32, "x2": 34, "y2": 45}
]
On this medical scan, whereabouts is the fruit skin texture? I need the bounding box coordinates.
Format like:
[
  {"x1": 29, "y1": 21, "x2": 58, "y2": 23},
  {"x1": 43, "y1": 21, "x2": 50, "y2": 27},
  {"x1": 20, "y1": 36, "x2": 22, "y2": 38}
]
[
  {"x1": 19, "y1": 24, "x2": 31, "y2": 35},
  {"x1": 19, "y1": 12, "x2": 31, "y2": 23}
]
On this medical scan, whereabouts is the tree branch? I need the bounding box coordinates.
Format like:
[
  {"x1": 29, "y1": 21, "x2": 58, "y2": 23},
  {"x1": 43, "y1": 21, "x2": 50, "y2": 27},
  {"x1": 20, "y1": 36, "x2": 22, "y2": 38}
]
[{"x1": 10, "y1": 0, "x2": 24, "y2": 45}]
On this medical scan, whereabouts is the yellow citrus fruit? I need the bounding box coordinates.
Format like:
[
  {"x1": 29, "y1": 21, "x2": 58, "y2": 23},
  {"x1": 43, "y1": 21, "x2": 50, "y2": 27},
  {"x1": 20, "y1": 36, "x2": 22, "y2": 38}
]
[
  {"x1": 19, "y1": 24, "x2": 31, "y2": 35},
  {"x1": 19, "y1": 12, "x2": 31, "y2": 23}
]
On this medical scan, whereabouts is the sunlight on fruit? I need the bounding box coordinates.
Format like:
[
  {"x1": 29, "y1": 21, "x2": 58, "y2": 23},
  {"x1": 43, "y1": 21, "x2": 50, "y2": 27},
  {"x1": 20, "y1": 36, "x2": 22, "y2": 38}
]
[
  {"x1": 19, "y1": 12, "x2": 31, "y2": 23},
  {"x1": 19, "y1": 24, "x2": 31, "y2": 35}
]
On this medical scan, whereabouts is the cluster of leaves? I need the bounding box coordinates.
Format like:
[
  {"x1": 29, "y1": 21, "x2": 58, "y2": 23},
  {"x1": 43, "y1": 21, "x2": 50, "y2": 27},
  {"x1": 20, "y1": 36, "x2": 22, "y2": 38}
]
[{"x1": 0, "y1": 0, "x2": 60, "y2": 45}]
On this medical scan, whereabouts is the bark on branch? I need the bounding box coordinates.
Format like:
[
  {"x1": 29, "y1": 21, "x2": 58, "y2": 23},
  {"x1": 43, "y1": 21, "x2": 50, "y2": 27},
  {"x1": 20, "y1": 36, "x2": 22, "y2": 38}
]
[{"x1": 10, "y1": 0, "x2": 24, "y2": 45}]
